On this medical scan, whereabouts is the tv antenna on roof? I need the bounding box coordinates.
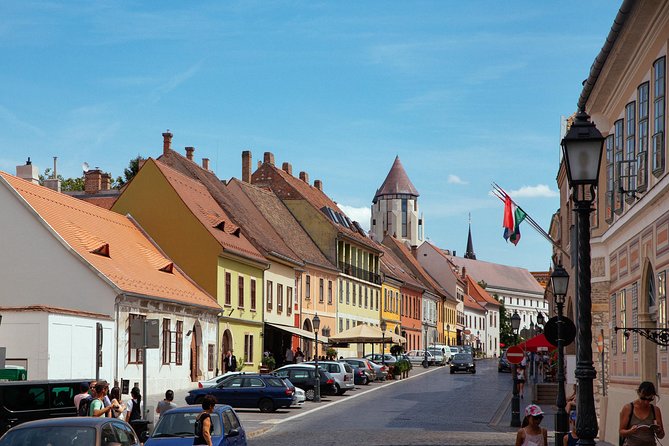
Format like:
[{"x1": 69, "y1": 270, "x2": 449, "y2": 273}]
[{"x1": 82, "y1": 162, "x2": 90, "y2": 173}]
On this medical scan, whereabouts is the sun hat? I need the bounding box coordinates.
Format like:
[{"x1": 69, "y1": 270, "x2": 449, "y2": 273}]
[{"x1": 525, "y1": 404, "x2": 544, "y2": 417}]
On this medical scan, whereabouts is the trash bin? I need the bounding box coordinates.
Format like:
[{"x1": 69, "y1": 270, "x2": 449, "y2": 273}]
[{"x1": 130, "y1": 419, "x2": 151, "y2": 442}]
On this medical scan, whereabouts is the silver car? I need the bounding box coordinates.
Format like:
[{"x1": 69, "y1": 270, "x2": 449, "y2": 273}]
[
  {"x1": 427, "y1": 348, "x2": 446, "y2": 366},
  {"x1": 304, "y1": 361, "x2": 355, "y2": 394}
]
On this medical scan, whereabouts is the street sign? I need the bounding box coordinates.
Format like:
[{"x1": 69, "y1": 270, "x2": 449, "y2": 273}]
[
  {"x1": 544, "y1": 316, "x2": 576, "y2": 347},
  {"x1": 130, "y1": 319, "x2": 160, "y2": 349},
  {"x1": 506, "y1": 345, "x2": 525, "y2": 364}
]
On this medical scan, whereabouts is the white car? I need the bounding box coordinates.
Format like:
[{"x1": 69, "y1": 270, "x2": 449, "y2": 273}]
[
  {"x1": 292, "y1": 387, "x2": 306, "y2": 405},
  {"x1": 304, "y1": 361, "x2": 355, "y2": 394},
  {"x1": 197, "y1": 371, "x2": 240, "y2": 388},
  {"x1": 406, "y1": 349, "x2": 435, "y2": 366}
]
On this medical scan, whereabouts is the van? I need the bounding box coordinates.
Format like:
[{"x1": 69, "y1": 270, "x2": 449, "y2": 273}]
[
  {"x1": 0, "y1": 379, "x2": 91, "y2": 434},
  {"x1": 429, "y1": 344, "x2": 453, "y2": 363}
]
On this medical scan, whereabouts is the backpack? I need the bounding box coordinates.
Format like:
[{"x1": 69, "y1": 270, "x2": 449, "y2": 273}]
[
  {"x1": 128, "y1": 399, "x2": 141, "y2": 422},
  {"x1": 619, "y1": 402, "x2": 655, "y2": 446},
  {"x1": 78, "y1": 396, "x2": 92, "y2": 417},
  {"x1": 194, "y1": 413, "x2": 209, "y2": 438}
]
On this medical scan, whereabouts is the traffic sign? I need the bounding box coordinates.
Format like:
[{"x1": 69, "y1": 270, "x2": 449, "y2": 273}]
[
  {"x1": 544, "y1": 316, "x2": 576, "y2": 347},
  {"x1": 506, "y1": 345, "x2": 525, "y2": 364}
]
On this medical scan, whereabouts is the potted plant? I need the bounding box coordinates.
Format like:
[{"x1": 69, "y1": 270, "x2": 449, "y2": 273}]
[
  {"x1": 261, "y1": 354, "x2": 275, "y2": 372},
  {"x1": 397, "y1": 358, "x2": 411, "y2": 379},
  {"x1": 326, "y1": 347, "x2": 337, "y2": 359},
  {"x1": 390, "y1": 344, "x2": 404, "y2": 358}
]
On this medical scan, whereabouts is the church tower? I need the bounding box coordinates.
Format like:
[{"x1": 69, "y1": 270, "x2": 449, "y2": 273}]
[
  {"x1": 370, "y1": 156, "x2": 423, "y2": 245},
  {"x1": 464, "y1": 216, "x2": 476, "y2": 260}
]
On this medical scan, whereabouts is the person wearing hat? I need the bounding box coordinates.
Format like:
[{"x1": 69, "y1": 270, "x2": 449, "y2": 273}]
[{"x1": 515, "y1": 404, "x2": 548, "y2": 446}]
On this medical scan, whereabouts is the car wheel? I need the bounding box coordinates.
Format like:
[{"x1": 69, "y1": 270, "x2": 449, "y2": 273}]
[
  {"x1": 471, "y1": 369, "x2": 476, "y2": 374},
  {"x1": 335, "y1": 383, "x2": 342, "y2": 395},
  {"x1": 363, "y1": 377, "x2": 369, "y2": 385},
  {"x1": 450, "y1": 369, "x2": 454, "y2": 374},
  {"x1": 305, "y1": 388, "x2": 315, "y2": 400},
  {"x1": 259, "y1": 398, "x2": 275, "y2": 413}
]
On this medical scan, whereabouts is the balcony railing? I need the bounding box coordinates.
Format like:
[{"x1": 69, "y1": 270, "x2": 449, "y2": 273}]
[{"x1": 338, "y1": 261, "x2": 381, "y2": 285}]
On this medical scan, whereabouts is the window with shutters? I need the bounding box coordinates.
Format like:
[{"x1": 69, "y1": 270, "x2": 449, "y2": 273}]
[
  {"x1": 238, "y1": 276, "x2": 245, "y2": 309},
  {"x1": 208, "y1": 344, "x2": 215, "y2": 371},
  {"x1": 624, "y1": 101, "x2": 637, "y2": 202},
  {"x1": 250, "y1": 279, "x2": 257, "y2": 311},
  {"x1": 632, "y1": 283, "x2": 639, "y2": 352},
  {"x1": 277, "y1": 284, "x2": 283, "y2": 313},
  {"x1": 653, "y1": 57, "x2": 666, "y2": 176},
  {"x1": 225, "y1": 272, "x2": 232, "y2": 306},
  {"x1": 328, "y1": 281, "x2": 333, "y2": 304},
  {"x1": 620, "y1": 289, "x2": 627, "y2": 354},
  {"x1": 287, "y1": 287, "x2": 293, "y2": 315},
  {"x1": 638, "y1": 82, "x2": 650, "y2": 192},
  {"x1": 162, "y1": 318, "x2": 171, "y2": 365},
  {"x1": 305, "y1": 275, "x2": 311, "y2": 300},
  {"x1": 266, "y1": 280, "x2": 273, "y2": 311},
  {"x1": 175, "y1": 321, "x2": 183, "y2": 365},
  {"x1": 244, "y1": 334, "x2": 253, "y2": 364},
  {"x1": 319, "y1": 278, "x2": 324, "y2": 303}
]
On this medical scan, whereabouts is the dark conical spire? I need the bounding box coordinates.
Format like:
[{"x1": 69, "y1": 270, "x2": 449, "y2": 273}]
[
  {"x1": 373, "y1": 156, "x2": 419, "y2": 202},
  {"x1": 464, "y1": 215, "x2": 476, "y2": 260}
]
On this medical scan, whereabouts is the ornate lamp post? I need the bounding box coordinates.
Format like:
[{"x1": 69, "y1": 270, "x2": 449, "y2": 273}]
[
  {"x1": 380, "y1": 320, "x2": 387, "y2": 366},
  {"x1": 561, "y1": 108, "x2": 604, "y2": 446},
  {"x1": 313, "y1": 314, "x2": 321, "y2": 403},
  {"x1": 446, "y1": 324, "x2": 450, "y2": 345},
  {"x1": 537, "y1": 312, "x2": 545, "y2": 332},
  {"x1": 551, "y1": 264, "x2": 570, "y2": 446},
  {"x1": 510, "y1": 310, "x2": 521, "y2": 427}
]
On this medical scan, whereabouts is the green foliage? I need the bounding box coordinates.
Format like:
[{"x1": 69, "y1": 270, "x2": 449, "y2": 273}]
[
  {"x1": 396, "y1": 358, "x2": 411, "y2": 373},
  {"x1": 390, "y1": 344, "x2": 404, "y2": 356},
  {"x1": 38, "y1": 168, "x2": 84, "y2": 192},
  {"x1": 114, "y1": 155, "x2": 143, "y2": 189},
  {"x1": 495, "y1": 294, "x2": 516, "y2": 347},
  {"x1": 326, "y1": 347, "x2": 337, "y2": 358},
  {"x1": 261, "y1": 355, "x2": 276, "y2": 370}
]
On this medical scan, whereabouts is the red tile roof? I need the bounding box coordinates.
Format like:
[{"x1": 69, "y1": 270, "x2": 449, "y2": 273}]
[
  {"x1": 380, "y1": 244, "x2": 425, "y2": 291},
  {"x1": 0, "y1": 172, "x2": 220, "y2": 310},
  {"x1": 382, "y1": 235, "x2": 446, "y2": 297},
  {"x1": 150, "y1": 160, "x2": 267, "y2": 265},
  {"x1": 466, "y1": 275, "x2": 500, "y2": 307}
]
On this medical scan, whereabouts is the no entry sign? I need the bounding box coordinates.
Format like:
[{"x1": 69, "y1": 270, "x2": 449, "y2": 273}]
[{"x1": 506, "y1": 345, "x2": 525, "y2": 364}]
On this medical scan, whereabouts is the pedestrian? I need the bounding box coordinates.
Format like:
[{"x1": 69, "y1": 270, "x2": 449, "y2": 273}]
[
  {"x1": 619, "y1": 381, "x2": 665, "y2": 446},
  {"x1": 194, "y1": 394, "x2": 217, "y2": 446},
  {"x1": 90, "y1": 381, "x2": 116, "y2": 417},
  {"x1": 285, "y1": 346, "x2": 294, "y2": 364},
  {"x1": 73, "y1": 382, "x2": 90, "y2": 412},
  {"x1": 156, "y1": 390, "x2": 177, "y2": 418},
  {"x1": 516, "y1": 365, "x2": 526, "y2": 399},
  {"x1": 109, "y1": 386, "x2": 126, "y2": 420},
  {"x1": 515, "y1": 404, "x2": 548, "y2": 446},
  {"x1": 224, "y1": 350, "x2": 237, "y2": 372},
  {"x1": 563, "y1": 409, "x2": 578, "y2": 446},
  {"x1": 126, "y1": 387, "x2": 142, "y2": 423},
  {"x1": 295, "y1": 348, "x2": 304, "y2": 363}
]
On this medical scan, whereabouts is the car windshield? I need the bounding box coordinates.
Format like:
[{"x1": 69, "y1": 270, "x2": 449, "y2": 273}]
[
  {"x1": 0, "y1": 426, "x2": 96, "y2": 446},
  {"x1": 428, "y1": 349, "x2": 442, "y2": 356},
  {"x1": 453, "y1": 354, "x2": 472, "y2": 361},
  {"x1": 152, "y1": 412, "x2": 222, "y2": 438}
]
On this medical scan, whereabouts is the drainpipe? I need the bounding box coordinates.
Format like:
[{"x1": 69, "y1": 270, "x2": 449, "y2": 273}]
[
  {"x1": 216, "y1": 312, "x2": 222, "y2": 375},
  {"x1": 115, "y1": 296, "x2": 121, "y2": 386}
]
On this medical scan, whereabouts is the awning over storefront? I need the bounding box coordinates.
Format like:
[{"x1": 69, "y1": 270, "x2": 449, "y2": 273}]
[{"x1": 266, "y1": 322, "x2": 329, "y2": 343}]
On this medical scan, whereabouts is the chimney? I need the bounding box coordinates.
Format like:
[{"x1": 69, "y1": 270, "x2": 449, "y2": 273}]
[
  {"x1": 43, "y1": 157, "x2": 61, "y2": 192},
  {"x1": 263, "y1": 152, "x2": 275, "y2": 166},
  {"x1": 410, "y1": 245, "x2": 418, "y2": 258},
  {"x1": 299, "y1": 171, "x2": 309, "y2": 184},
  {"x1": 314, "y1": 179, "x2": 322, "y2": 191},
  {"x1": 202, "y1": 158, "x2": 210, "y2": 170},
  {"x1": 282, "y1": 162, "x2": 292, "y2": 175},
  {"x1": 84, "y1": 169, "x2": 103, "y2": 194},
  {"x1": 242, "y1": 151, "x2": 252, "y2": 183},
  {"x1": 185, "y1": 146, "x2": 195, "y2": 161},
  {"x1": 162, "y1": 131, "x2": 173, "y2": 155},
  {"x1": 16, "y1": 158, "x2": 39, "y2": 184},
  {"x1": 101, "y1": 173, "x2": 112, "y2": 190}
]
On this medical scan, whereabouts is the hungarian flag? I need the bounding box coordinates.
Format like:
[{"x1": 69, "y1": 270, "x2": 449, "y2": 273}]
[{"x1": 503, "y1": 196, "x2": 527, "y2": 245}]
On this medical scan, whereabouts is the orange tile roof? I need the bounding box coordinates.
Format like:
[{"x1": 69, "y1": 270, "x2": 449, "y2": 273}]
[
  {"x1": 150, "y1": 160, "x2": 268, "y2": 265},
  {"x1": 466, "y1": 275, "x2": 501, "y2": 307},
  {"x1": 383, "y1": 235, "x2": 446, "y2": 297},
  {"x1": 379, "y1": 244, "x2": 425, "y2": 291},
  {"x1": 0, "y1": 172, "x2": 220, "y2": 310},
  {"x1": 463, "y1": 293, "x2": 486, "y2": 311},
  {"x1": 255, "y1": 163, "x2": 381, "y2": 252}
]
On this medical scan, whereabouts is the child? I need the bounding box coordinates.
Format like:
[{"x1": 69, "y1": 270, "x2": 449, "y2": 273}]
[{"x1": 515, "y1": 404, "x2": 548, "y2": 446}]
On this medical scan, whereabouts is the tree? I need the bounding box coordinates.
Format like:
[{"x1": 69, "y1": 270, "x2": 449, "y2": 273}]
[
  {"x1": 495, "y1": 294, "x2": 517, "y2": 348},
  {"x1": 115, "y1": 155, "x2": 143, "y2": 189},
  {"x1": 38, "y1": 168, "x2": 84, "y2": 192}
]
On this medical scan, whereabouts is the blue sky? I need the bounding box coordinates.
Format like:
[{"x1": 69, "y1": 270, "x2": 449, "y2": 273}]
[{"x1": 1, "y1": 1, "x2": 620, "y2": 271}]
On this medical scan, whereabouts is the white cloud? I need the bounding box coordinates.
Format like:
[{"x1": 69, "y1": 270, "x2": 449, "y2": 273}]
[
  {"x1": 508, "y1": 184, "x2": 559, "y2": 198},
  {"x1": 338, "y1": 204, "x2": 371, "y2": 231},
  {"x1": 447, "y1": 174, "x2": 468, "y2": 185}
]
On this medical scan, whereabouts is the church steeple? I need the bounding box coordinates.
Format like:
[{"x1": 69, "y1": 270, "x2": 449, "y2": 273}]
[{"x1": 464, "y1": 214, "x2": 476, "y2": 260}]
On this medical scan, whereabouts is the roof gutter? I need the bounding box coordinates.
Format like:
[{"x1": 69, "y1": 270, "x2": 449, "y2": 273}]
[{"x1": 577, "y1": 0, "x2": 636, "y2": 111}]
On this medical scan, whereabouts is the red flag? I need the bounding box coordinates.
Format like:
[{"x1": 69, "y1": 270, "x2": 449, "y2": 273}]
[{"x1": 503, "y1": 195, "x2": 514, "y2": 240}]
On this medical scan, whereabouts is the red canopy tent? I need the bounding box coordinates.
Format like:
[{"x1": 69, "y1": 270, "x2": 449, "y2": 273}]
[{"x1": 518, "y1": 333, "x2": 556, "y2": 352}]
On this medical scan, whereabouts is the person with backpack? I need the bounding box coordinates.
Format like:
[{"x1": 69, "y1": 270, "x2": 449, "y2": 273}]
[
  {"x1": 125, "y1": 387, "x2": 142, "y2": 423},
  {"x1": 89, "y1": 381, "x2": 116, "y2": 417},
  {"x1": 74, "y1": 382, "x2": 90, "y2": 413},
  {"x1": 619, "y1": 381, "x2": 665, "y2": 446},
  {"x1": 193, "y1": 394, "x2": 217, "y2": 446}
]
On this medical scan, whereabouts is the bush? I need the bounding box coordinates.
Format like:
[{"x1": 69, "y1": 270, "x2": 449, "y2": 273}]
[{"x1": 390, "y1": 345, "x2": 404, "y2": 356}]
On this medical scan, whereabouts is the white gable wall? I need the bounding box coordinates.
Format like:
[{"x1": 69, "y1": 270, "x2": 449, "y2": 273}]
[{"x1": 0, "y1": 181, "x2": 117, "y2": 315}]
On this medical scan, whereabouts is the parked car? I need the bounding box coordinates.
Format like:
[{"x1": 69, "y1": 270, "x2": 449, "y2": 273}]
[
  {"x1": 405, "y1": 350, "x2": 435, "y2": 366},
  {"x1": 304, "y1": 361, "x2": 355, "y2": 394},
  {"x1": 185, "y1": 374, "x2": 294, "y2": 412},
  {"x1": 198, "y1": 372, "x2": 241, "y2": 388},
  {"x1": 145, "y1": 404, "x2": 246, "y2": 446},
  {"x1": 367, "y1": 360, "x2": 388, "y2": 381},
  {"x1": 0, "y1": 416, "x2": 140, "y2": 446},
  {"x1": 292, "y1": 387, "x2": 306, "y2": 406},
  {"x1": 427, "y1": 348, "x2": 446, "y2": 366},
  {"x1": 341, "y1": 358, "x2": 377, "y2": 382},
  {"x1": 498, "y1": 351, "x2": 512, "y2": 373},
  {"x1": 350, "y1": 366, "x2": 373, "y2": 385},
  {"x1": 428, "y1": 344, "x2": 453, "y2": 363},
  {"x1": 450, "y1": 353, "x2": 476, "y2": 374},
  {"x1": 272, "y1": 365, "x2": 337, "y2": 400},
  {"x1": 449, "y1": 346, "x2": 459, "y2": 357},
  {"x1": 363, "y1": 353, "x2": 397, "y2": 366},
  {"x1": 0, "y1": 379, "x2": 93, "y2": 435}
]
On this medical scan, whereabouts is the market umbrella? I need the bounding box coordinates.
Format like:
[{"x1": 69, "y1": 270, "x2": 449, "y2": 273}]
[{"x1": 518, "y1": 333, "x2": 556, "y2": 352}]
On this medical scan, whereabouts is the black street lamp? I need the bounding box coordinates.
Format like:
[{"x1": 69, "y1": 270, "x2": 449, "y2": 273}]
[
  {"x1": 561, "y1": 108, "x2": 604, "y2": 446},
  {"x1": 510, "y1": 310, "x2": 521, "y2": 427},
  {"x1": 423, "y1": 326, "x2": 429, "y2": 368},
  {"x1": 446, "y1": 324, "x2": 450, "y2": 346},
  {"x1": 551, "y1": 264, "x2": 570, "y2": 446},
  {"x1": 380, "y1": 320, "x2": 387, "y2": 366},
  {"x1": 313, "y1": 314, "x2": 321, "y2": 403}
]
